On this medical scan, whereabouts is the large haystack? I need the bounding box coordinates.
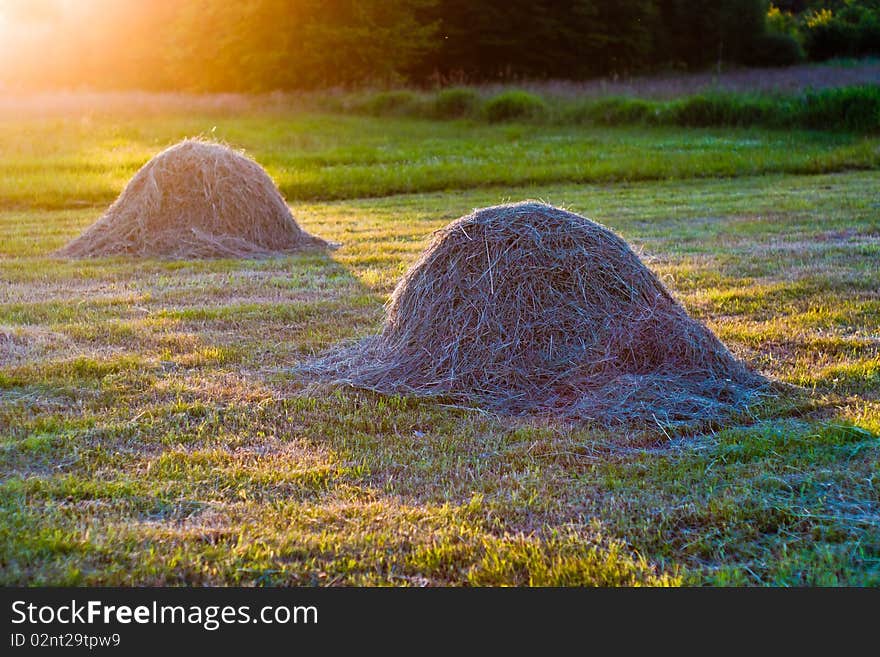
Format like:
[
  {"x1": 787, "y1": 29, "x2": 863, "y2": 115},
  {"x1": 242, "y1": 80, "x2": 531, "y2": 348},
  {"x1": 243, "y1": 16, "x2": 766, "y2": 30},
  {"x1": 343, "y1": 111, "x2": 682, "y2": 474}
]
[
  {"x1": 304, "y1": 201, "x2": 765, "y2": 424},
  {"x1": 56, "y1": 139, "x2": 328, "y2": 258}
]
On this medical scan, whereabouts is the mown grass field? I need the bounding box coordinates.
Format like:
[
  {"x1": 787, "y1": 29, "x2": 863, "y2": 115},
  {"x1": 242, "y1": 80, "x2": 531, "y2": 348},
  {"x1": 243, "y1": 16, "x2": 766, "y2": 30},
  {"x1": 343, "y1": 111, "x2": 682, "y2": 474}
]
[{"x1": 1, "y1": 96, "x2": 879, "y2": 585}]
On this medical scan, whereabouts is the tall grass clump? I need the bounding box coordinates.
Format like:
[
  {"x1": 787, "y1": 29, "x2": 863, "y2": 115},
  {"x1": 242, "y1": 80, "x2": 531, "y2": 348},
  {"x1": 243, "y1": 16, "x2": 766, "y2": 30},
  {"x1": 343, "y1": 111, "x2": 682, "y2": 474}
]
[
  {"x1": 667, "y1": 86, "x2": 880, "y2": 132},
  {"x1": 344, "y1": 84, "x2": 879, "y2": 133},
  {"x1": 356, "y1": 90, "x2": 424, "y2": 117},
  {"x1": 563, "y1": 97, "x2": 658, "y2": 126},
  {"x1": 669, "y1": 94, "x2": 776, "y2": 128},
  {"x1": 431, "y1": 88, "x2": 481, "y2": 119},
  {"x1": 482, "y1": 90, "x2": 548, "y2": 123},
  {"x1": 794, "y1": 85, "x2": 880, "y2": 132}
]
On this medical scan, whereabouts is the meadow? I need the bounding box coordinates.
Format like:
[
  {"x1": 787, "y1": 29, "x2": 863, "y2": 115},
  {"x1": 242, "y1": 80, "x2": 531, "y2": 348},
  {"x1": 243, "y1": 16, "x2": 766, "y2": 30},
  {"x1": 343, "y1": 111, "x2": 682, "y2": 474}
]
[{"x1": 1, "y1": 93, "x2": 878, "y2": 585}]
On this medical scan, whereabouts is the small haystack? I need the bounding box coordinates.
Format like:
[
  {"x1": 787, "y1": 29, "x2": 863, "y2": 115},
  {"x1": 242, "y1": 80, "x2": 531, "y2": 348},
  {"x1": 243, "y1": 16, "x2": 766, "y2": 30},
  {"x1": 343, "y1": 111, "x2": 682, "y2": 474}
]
[
  {"x1": 304, "y1": 201, "x2": 765, "y2": 424},
  {"x1": 56, "y1": 139, "x2": 328, "y2": 258}
]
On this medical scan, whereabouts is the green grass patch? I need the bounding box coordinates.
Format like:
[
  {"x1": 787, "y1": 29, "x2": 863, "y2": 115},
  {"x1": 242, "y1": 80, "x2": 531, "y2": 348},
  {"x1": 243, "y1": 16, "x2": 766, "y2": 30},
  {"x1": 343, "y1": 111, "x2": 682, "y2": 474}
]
[
  {"x1": 482, "y1": 90, "x2": 548, "y2": 123},
  {"x1": 431, "y1": 88, "x2": 481, "y2": 119}
]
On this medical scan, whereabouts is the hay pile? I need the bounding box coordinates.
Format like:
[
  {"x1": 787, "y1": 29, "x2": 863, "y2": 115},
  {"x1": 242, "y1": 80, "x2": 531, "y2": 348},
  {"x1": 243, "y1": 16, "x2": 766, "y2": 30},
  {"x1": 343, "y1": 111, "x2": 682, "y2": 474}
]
[
  {"x1": 57, "y1": 139, "x2": 328, "y2": 258},
  {"x1": 304, "y1": 201, "x2": 765, "y2": 424}
]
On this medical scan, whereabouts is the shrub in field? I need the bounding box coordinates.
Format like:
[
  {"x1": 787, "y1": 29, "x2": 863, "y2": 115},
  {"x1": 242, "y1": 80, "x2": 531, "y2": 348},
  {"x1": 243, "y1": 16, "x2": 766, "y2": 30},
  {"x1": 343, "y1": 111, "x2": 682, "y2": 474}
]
[
  {"x1": 303, "y1": 202, "x2": 765, "y2": 424},
  {"x1": 664, "y1": 87, "x2": 880, "y2": 132},
  {"x1": 482, "y1": 91, "x2": 547, "y2": 123},
  {"x1": 671, "y1": 96, "x2": 726, "y2": 127},
  {"x1": 359, "y1": 90, "x2": 423, "y2": 117},
  {"x1": 670, "y1": 94, "x2": 774, "y2": 128},
  {"x1": 578, "y1": 97, "x2": 657, "y2": 126},
  {"x1": 431, "y1": 87, "x2": 481, "y2": 119}
]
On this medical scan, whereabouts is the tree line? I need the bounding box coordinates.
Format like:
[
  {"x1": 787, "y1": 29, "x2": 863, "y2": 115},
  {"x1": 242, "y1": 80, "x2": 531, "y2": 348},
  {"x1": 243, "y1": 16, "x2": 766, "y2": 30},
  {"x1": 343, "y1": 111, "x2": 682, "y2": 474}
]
[{"x1": 1, "y1": 0, "x2": 877, "y2": 91}]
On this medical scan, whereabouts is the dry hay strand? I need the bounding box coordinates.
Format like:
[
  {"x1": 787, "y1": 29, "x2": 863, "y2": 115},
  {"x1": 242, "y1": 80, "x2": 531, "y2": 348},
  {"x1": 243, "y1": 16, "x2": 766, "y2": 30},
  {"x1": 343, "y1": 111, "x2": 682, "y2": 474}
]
[
  {"x1": 303, "y1": 201, "x2": 767, "y2": 425},
  {"x1": 56, "y1": 138, "x2": 329, "y2": 258}
]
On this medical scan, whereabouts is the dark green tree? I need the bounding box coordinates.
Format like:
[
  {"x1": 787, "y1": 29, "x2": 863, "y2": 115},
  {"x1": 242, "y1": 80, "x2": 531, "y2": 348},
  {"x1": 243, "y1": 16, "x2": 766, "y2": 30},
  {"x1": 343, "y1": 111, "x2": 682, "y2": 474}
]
[
  {"x1": 414, "y1": 0, "x2": 658, "y2": 80},
  {"x1": 167, "y1": 0, "x2": 438, "y2": 91},
  {"x1": 656, "y1": 0, "x2": 770, "y2": 70}
]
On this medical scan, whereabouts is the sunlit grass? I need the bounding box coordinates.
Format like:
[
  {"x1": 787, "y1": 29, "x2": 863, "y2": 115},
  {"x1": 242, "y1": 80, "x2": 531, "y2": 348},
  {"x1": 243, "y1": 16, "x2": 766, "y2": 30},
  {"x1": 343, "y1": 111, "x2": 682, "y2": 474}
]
[
  {"x1": 0, "y1": 114, "x2": 877, "y2": 210},
  {"x1": 0, "y1": 106, "x2": 878, "y2": 586}
]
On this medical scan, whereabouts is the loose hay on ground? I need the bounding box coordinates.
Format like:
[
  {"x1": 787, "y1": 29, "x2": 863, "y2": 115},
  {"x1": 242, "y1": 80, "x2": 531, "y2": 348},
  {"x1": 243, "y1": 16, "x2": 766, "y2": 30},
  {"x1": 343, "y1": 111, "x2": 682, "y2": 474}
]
[
  {"x1": 56, "y1": 138, "x2": 329, "y2": 258},
  {"x1": 302, "y1": 201, "x2": 767, "y2": 425}
]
